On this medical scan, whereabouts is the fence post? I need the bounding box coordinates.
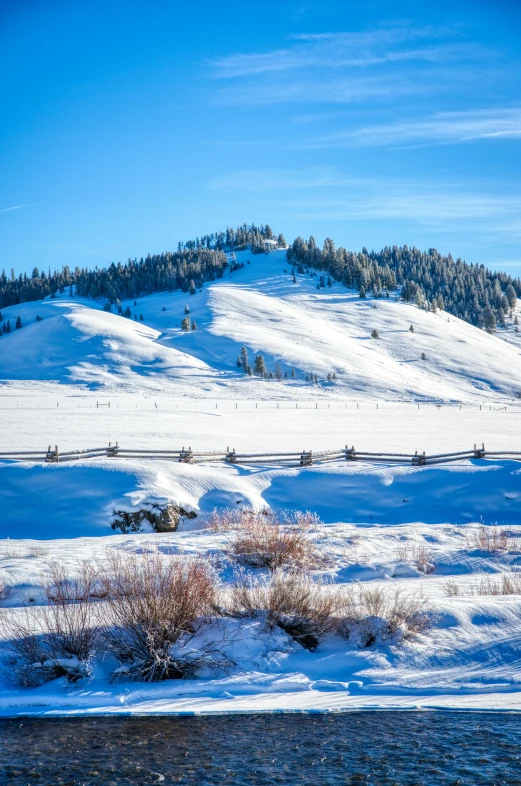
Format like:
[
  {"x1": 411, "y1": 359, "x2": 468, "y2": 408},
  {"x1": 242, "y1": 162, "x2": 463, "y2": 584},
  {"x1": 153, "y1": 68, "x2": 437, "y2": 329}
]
[
  {"x1": 474, "y1": 443, "x2": 485, "y2": 459},
  {"x1": 300, "y1": 450, "x2": 312, "y2": 466},
  {"x1": 179, "y1": 446, "x2": 193, "y2": 463}
]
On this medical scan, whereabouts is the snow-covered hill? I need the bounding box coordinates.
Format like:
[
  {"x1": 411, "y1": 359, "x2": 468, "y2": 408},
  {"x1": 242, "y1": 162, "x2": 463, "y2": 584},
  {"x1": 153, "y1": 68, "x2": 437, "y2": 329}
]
[
  {"x1": 3, "y1": 249, "x2": 521, "y2": 717},
  {"x1": 1, "y1": 249, "x2": 521, "y2": 401}
]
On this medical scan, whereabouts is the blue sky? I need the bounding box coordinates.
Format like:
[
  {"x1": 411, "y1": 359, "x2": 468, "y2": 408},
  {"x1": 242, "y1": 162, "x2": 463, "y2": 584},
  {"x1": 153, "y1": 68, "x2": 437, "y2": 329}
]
[{"x1": 1, "y1": 0, "x2": 521, "y2": 276}]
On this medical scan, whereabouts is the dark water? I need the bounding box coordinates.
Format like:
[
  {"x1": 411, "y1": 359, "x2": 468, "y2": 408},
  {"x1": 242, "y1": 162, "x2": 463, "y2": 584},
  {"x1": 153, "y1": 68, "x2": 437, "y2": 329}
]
[{"x1": 1, "y1": 712, "x2": 521, "y2": 785}]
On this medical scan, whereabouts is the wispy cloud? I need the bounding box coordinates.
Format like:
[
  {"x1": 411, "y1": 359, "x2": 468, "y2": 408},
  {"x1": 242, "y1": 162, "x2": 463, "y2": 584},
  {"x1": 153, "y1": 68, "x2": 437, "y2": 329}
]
[
  {"x1": 208, "y1": 24, "x2": 488, "y2": 106},
  {"x1": 301, "y1": 108, "x2": 521, "y2": 148},
  {"x1": 206, "y1": 167, "x2": 521, "y2": 238},
  {"x1": 210, "y1": 27, "x2": 464, "y2": 78},
  {"x1": 0, "y1": 204, "x2": 31, "y2": 213},
  {"x1": 206, "y1": 167, "x2": 364, "y2": 193}
]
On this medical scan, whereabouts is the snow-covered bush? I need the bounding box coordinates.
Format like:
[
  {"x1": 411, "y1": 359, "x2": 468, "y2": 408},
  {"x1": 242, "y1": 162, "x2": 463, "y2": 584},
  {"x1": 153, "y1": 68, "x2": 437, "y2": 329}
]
[
  {"x1": 230, "y1": 570, "x2": 344, "y2": 651},
  {"x1": 338, "y1": 585, "x2": 432, "y2": 647},
  {"x1": 112, "y1": 503, "x2": 196, "y2": 534},
  {"x1": 0, "y1": 562, "x2": 100, "y2": 686},
  {"x1": 100, "y1": 551, "x2": 227, "y2": 682}
]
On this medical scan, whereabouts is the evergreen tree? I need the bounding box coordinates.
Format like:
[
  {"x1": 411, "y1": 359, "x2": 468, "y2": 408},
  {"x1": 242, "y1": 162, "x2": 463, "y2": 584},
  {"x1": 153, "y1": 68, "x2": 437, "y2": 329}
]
[
  {"x1": 506, "y1": 284, "x2": 517, "y2": 310},
  {"x1": 371, "y1": 328, "x2": 379, "y2": 338},
  {"x1": 139, "y1": 314, "x2": 144, "y2": 321},
  {"x1": 409, "y1": 323, "x2": 414, "y2": 332},
  {"x1": 254, "y1": 353, "x2": 267, "y2": 376},
  {"x1": 191, "y1": 320, "x2": 197, "y2": 330},
  {"x1": 189, "y1": 280, "x2": 196, "y2": 295},
  {"x1": 482, "y1": 307, "x2": 496, "y2": 333},
  {"x1": 184, "y1": 305, "x2": 190, "y2": 314},
  {"x1": 124, "y1": 306, "x2": 131, "y2": 318},
  {"x1": 240, "y1": 346, "x2": 249, "y2": 371},
  {"x1": 291, "y1": 368, "x2": 296, "y2": 378},
  {"x1": 6, "y1": 320, "x2": 10, "y2": 333},
  {"x1": 181, "y1": 316, "x2": 190, "y2": 330},
  {"x1": 275, "y1": 361, "x2": 283, "y2": 381},
  {"x1": 15, "y1": 316, "x2": 21, "y2": 329}
]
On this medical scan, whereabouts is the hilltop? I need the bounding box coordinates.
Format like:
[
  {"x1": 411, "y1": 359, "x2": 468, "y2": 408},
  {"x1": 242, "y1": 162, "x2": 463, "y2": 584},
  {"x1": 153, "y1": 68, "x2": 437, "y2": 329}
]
[{"x1": 0, "y1": 248, "x2": 520, "y2": 401}]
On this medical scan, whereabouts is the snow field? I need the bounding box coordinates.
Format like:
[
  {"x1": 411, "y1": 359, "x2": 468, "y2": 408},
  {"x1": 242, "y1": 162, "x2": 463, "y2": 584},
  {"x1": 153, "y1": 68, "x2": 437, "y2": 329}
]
[
  {"x1": 1, "y1": 394, "x2": 520, "y2": 454},
  {"x1": 1, "y1": 512, "x2": 521, "y2": 715}
]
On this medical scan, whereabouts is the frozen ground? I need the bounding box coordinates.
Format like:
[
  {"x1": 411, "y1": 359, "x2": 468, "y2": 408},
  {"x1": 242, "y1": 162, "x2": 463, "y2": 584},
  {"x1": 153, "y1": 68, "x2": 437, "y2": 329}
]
[{"x1": 1, "y1": 247, "x2": 521, "y2": 716}]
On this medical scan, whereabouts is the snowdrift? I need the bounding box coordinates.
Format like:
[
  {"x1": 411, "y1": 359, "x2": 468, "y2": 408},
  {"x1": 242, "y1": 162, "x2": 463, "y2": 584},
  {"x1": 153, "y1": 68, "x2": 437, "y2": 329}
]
[{"x1": 1, "y1": 458, "x2": 520, "y2": 539}]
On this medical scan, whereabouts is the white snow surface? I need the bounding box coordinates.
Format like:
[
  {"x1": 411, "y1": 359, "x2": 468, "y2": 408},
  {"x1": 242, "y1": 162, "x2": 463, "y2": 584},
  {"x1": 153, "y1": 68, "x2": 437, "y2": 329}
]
[{"x1": 1, "y1": 248, "x2": 521, "y2": 715}]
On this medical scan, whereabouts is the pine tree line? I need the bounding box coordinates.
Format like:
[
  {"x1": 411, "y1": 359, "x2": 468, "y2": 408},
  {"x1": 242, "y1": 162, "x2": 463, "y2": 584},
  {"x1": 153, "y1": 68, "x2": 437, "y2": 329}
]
[
  {"x1": 287, "y1": 237, "x2": 521, "y2": 329},
  {"x1": 0, "y1": 224, "x2": 279, "y2": 309}
]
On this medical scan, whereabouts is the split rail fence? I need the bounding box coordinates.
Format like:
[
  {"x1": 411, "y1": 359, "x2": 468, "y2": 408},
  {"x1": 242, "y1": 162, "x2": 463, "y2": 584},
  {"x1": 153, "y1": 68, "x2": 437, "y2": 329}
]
[{"x1": 0, "y1": 443, "x2": 520, "y2": 467}]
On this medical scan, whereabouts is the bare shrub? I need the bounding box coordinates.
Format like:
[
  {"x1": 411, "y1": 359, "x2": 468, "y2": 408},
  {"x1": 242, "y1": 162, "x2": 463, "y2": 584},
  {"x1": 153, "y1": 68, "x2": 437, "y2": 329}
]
[
  {"x1": 226, "y1": 509, "x2": 323, "y2": 571},
  {"x1": 207, "y1": 507, "x2": 272, "y2": 532},
  {"x1": 412, "y1": 544, "x2": 436, "y2": 574},
  {"x1": 0, "y1": 562, "x2": 100, "y2": 687},
  {"x1": 466, "y1": 526, "x2": 520, "y2": 554},
  {"x1": 0, "y1": 578, "x2": 11, "y2": 603},
  {"x1": 230, "y1": 570, "x2": 345, "y2": 651},
  {"x1": 443, "y1": 578, "x2": 461, "y2": 597},
  {"x1": 30, "y1": 546, "x2": 49, "y2": 559},
  {"x1": 339, "y1": 585, "x2": 432, "y2": 647},
  {"x1": 472, "y1": 572, "x2": 521, "y2": 596},
  {"x1": 396, "y1": 542, "x2": 436, "y2": 574},
  {"x1": 100, "y1": 551, "x2": 228, "y2": 682}
]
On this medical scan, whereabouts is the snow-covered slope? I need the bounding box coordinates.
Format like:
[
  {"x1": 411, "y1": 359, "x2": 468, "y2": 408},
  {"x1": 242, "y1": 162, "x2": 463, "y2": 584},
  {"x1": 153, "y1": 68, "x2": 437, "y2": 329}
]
[{"x1": 1, "y1": 249, "x2": 521, "y2": 401}]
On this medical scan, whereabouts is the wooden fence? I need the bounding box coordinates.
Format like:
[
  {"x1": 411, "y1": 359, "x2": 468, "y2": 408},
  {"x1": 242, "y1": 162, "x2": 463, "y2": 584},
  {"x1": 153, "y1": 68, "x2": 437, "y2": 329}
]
[{"x1": 0, "y1": 442, "x2": 520, "y2": 467}]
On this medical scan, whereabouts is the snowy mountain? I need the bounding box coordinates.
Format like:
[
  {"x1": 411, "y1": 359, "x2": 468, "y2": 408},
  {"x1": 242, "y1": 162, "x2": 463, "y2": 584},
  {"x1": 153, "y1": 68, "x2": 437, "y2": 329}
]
[{"x1": 1, "y1": 249, "x2": 520, "y2": 401}]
